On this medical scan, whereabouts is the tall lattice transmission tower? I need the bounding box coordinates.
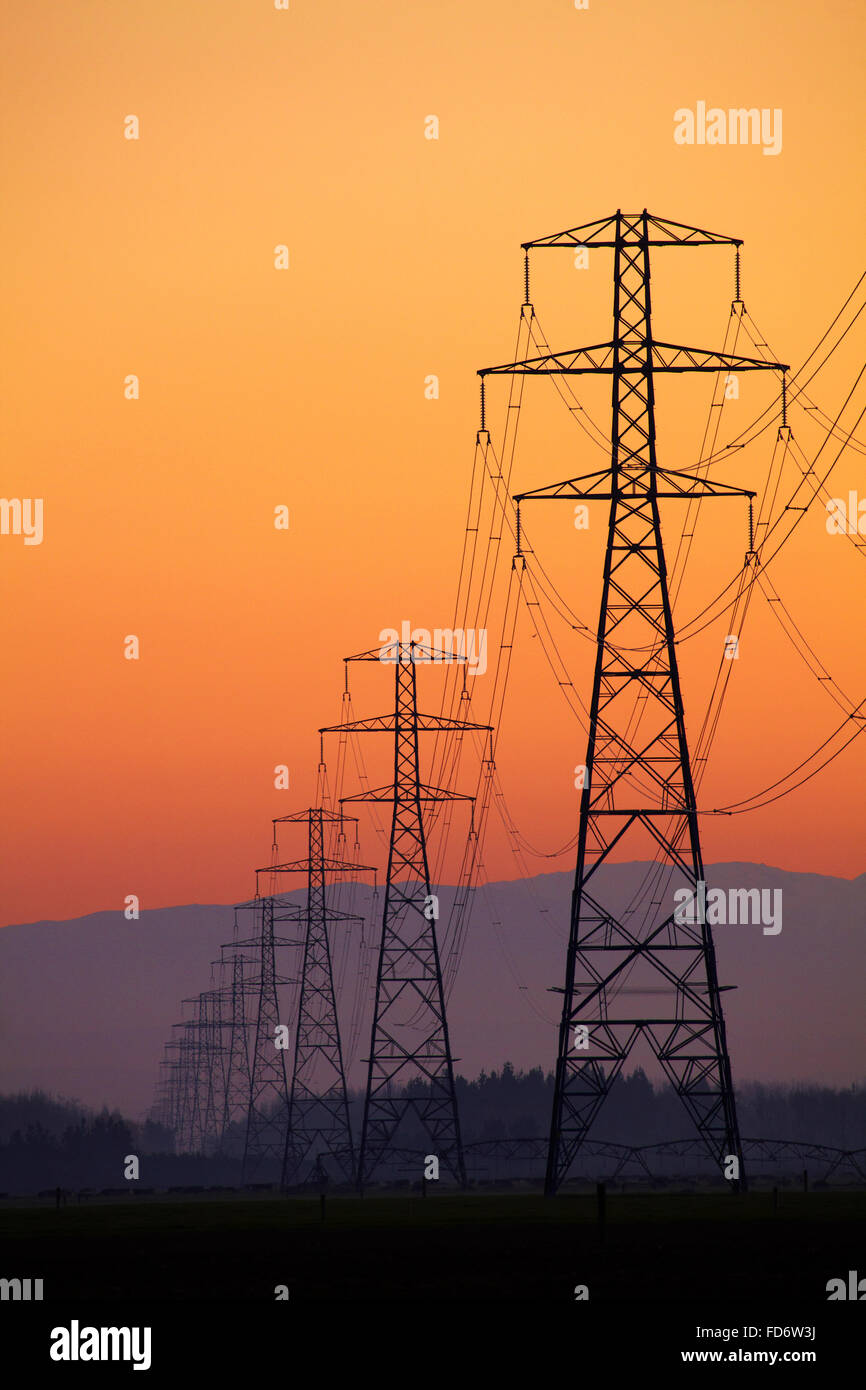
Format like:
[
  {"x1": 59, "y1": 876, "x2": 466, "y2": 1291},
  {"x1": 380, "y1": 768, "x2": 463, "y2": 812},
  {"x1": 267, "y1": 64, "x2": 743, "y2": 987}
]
[
  {"x1": 480, "y1": 210, "x2": 787, "y2": 1194},
  {"x1": 217, "y1": 942, "x2": 255, "y2": 1148},
  {"x1": 240, "y1": 888, "x2": 300, "y2": 1183},
  {"x1": 322, "y1": 641, "x2": 490, "y2": 1188},
  {"x1": 269, "y1": 806, "x2": 372, "y2": 1187}
]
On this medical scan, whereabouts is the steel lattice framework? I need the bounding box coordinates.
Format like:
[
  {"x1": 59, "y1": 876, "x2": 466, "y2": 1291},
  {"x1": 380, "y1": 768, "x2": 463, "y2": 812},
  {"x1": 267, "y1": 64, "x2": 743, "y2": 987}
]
[
  {"x1": 240, "y1": 895, "x2": 298, "y2": 1181},
  {"x1": 480, "y1": 210, "x2": 789, "y2": 1196},
  {"x1": 167, "y1": 1021, "x2": 197, "y2": 1147},
  {"x1": 220, "y1": 951, "x2": 254, "y2": 1142},
  {"x1": 184, "y1": 989, "x2": 224, "y2": 1153},
  {"x1": 322, "y1": 642, "x2": 491, "y2": 1188},
  {"x1": 268, "y1": 807, "x2": 372, "y2": 1188}
]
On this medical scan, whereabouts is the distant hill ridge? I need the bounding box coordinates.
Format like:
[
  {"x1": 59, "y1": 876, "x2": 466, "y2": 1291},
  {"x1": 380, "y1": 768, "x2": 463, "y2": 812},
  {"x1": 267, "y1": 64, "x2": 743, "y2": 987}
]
[{"x1": 0, "y1": 862, "x2": 863, "y2": 1117}]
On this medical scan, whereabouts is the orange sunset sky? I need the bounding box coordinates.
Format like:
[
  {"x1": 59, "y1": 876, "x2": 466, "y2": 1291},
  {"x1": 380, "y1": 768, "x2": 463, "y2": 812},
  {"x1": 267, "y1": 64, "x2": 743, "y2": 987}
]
[{"x1": 2, "y1": 0, "x2": 864, "y2": 929}]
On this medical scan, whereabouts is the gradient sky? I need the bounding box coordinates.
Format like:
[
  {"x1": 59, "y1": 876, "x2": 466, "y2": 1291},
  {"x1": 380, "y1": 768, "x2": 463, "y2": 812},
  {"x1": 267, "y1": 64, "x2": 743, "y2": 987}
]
[{"x1": 2, "y1": 0, "x2": 864, "y2": 928}]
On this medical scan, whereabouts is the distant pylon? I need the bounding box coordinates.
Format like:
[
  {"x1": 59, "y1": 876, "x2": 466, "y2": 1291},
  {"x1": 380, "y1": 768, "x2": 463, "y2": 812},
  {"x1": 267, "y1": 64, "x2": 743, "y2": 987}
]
[
  {"x1": 241, "y1": 893, "x2": 298, "y2": 1182},
  {"x1": 219, "y1": 948, "x2": 254, "y2": 1145},
  {"x1": 322, "y1": 640, "x2": 491, "y2": 1188},
  {"x1": 171, "y1": 1019, "x2": 199, "y2": 1152},
  {"x1": 152, "y1": 895, "x2": 296, "y2": 1167},
  {"x1": 481, "y1": 210, "x2": 788, "y2": 1194},
  {"x1": 267, "y1": 807, "x2": 372, "y2": 1187},
  {"x1": 182, "y1": 989, "x2": 224, "y2": 1154},
  {"x1": 152, "y1": 1039, "x2": 183, "y2": 1134}
]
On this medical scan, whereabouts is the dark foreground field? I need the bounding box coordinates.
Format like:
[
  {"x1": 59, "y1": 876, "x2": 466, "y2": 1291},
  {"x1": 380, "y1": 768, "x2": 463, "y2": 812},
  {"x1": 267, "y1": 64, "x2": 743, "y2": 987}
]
[{"x1": 2, "y1": 1189, "x2": 864, "y2": 1303}]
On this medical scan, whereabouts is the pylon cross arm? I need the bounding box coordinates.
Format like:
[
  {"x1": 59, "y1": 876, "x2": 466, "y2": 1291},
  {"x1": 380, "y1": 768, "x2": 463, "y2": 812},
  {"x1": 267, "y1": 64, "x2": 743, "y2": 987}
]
[
  {"x1": 521, "y1": 212, "x2": 743, "y2": 249},
  {"x1": 259, "y1": 857, "x2": 374, "y2": 874},
  {"x1": 516, "y1": 467, "x2": 756, "y2": 503},
  {"x1": 321, "y1": 714, "x2": 491, "y2": 734},
  {"x1": 341, "y1": 782, "x2": 475, "y2": 804},
  {"x1": 651, "y1": 341, "x2": 787, "y2": 374},
  {"x1": 480, "y1": 342, "x2": 785, "y2": 378}
]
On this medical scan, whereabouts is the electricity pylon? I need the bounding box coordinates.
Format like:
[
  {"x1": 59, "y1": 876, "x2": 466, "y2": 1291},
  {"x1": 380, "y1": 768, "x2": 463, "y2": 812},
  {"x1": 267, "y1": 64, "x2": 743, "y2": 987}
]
[
  {"x1": 153, "y1": 1034, "x2": 186, "y2": 1138},
  {"x1": 481, "y1": 210, "x2": 788, "y2": 1194},
  {"x1": 182, "y1": 989, "x2": 224, "y2": 1153},
  {"x1": 268, "y1": 807, "x2": 372, "y2": 1187},
  {"x1": 219, "y1": 949, "x2": 254, "y2": 1144},
  {"x1": 170, "y1": 1018, "x2": 201, "y2": 1152},
  {"x1": 240, "y1": 892, "x2": 300, "y2": 1182},
  {"x1": 322, "y1": 641, "x2": 490, "y2": 1188}
]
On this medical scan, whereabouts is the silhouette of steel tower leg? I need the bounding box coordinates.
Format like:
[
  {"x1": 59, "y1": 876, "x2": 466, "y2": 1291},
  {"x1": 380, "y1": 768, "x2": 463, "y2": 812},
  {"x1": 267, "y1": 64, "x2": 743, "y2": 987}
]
[
  {"x1": 221, "y1": 952, "x2": 252, "y2": 1144},
  {"x1": 481, "y1": 210, "x2": 788, "y2": 1194},
  {"x1": 270, "y1": 807, "x2": 371, "y2": 1187},
  {"x1": 156, "y1": 1035, "x2": 183, "y2": 1136},
  {"x1": 191, "y1": 990, "x2": 223, "y2": 1153},
  {"x1": 166, "y1": 1025, "x2": 194, "y2": 1146},
  {"x1": 177, "y1": 1020, "x2": 200, "y2": 1152},
  {"x1": 323, "y1": 641, "x2": 490, "y2": 1187},
  {"x1": 242, "y1": 896, "x2": 289, "y2": 1181}
]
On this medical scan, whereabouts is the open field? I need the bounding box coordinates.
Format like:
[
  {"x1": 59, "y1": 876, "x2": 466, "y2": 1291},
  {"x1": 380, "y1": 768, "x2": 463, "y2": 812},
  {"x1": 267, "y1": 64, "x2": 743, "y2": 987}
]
[{"x1": 2, "y1": 1190, "x2": 864, "y2": 1302}]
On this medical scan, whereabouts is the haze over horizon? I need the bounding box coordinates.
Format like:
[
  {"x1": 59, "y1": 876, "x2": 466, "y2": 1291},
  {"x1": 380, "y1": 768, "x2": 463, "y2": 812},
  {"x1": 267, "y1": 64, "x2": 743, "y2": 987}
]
[{"x1": 2, "y1": 860, "x2": 862, "y2": 1119}]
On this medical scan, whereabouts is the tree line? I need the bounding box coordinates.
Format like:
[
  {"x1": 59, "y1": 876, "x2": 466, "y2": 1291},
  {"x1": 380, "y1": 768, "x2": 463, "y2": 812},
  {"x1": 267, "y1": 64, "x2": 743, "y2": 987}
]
[{"x1": 1, "y1": 1069, "x2": 863, "y2": 1193}]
